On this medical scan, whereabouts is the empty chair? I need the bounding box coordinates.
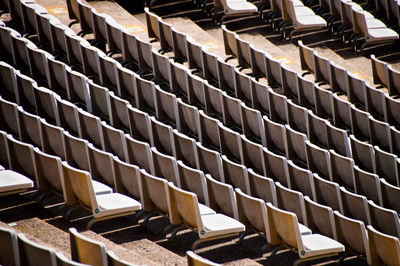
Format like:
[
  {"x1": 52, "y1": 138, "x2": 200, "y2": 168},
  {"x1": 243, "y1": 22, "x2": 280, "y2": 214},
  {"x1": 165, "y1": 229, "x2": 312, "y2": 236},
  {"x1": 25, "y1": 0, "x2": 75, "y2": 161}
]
[
  {"x1": 327, "y1": 122, "x2": 351, "y2": 157},
  {"x1": 366, "y1": 86, "x2": 387, "y2": 121},
  {"x1": 134, "y1": 77, "x2": 157, "y2": 115},
  {"x1": 18, "y1": 109, "x2": 43, "y2": 149},
  {"x1": 368, "y1": 200, "x2": 400, "y2": 239},
  {"x1": 385, "y1": 96, "x2": 400, "y2": 129},
  {"x1": 287, "y1": 100, "x2": 308, "y2": 134},
  {"x1": 173, "y1": 130, "x2": 199, "y2": 169},
  {"x1": 285, "y1": 125, "x2": 307, "y2": 167},
  {"x1": 241, "y1": 104, "x2": 265, "y2": 145},
  {"x1": 298, "y1": 40, "x2": 316, "y2": 78},
  {"x1": 7, "y1": 135, "x2": 36, "y2": 182},
  {"x1": 66, "y1": 69, "x2": 91, "y2": 111},
  {"x1": 332, "y1": 94, "x2": 352, "y2": 130},
  {"x1": 214, "y1": 0, "x2": 257, "y2": 22},
  {"x1": 101, "y1": 122, "x2": 128, "y2": 162},
  {"x1": 251, "y1": 80, "x2": 270, "y2": 115},
  {"x1": 206, "y1": 174, "x2": 238, "y2": 219},
  {"x1": 0, "y1": 97, "x2": 21, "y2": 138},
  {"x1": 0, "y1": 227, "x2": 20, "y2": 266},
  {"x1": 367, "y1": 225, "x2": 400, "y2": 266},
  {"x1": 314, "y1": 174, "x2": 343, "y2": 211},
  {"x1": 333, "y1": 211, "x2": 371, "y2": 263},
  {"x1": 186, "y1": 251, "x2": 220, "y2": 266},
  {"x1": 307, "y1": 111, "x2": 329, "y2": 149},
  {"x1": 222, "y1": 93, "x2": 243, "y2": 132},
  {"x1": 154, "y1": 87, "x2": 178, "y2": 126},
  {"x1": 113, "y1": 156, "x2": 141, "y2": 201},
  {"x1": 33, "y1": 86, "x2": 59, "y2": 125},
  {"x1": 78, "y1": 109, "x2": 104, "y2": 149},
  {"x1": 353, "y1": 165, "x2": 382, "y2": 206},
  {"x1": 240, "y1": 135, "x2": 266, "y2": 176},
  {"x1": 15, "y1": 73, "x2": 37, "y2": 112},
  {"x1": 218, "y1": 123, "x2": 243, "y2": 163},
  {"x1": 127, "y1": 106, "x2": 152, "y2": 143},
  {"x1": 306, "y1": 140, "x2": 330, "y2": 179},
  {"x1": 88, "y1": 80, "x2": 112, "y2": 123},
  {"x1": 177, "y1": 161, "x2": 208, "y2": 205},
  {"x1": 388, "y1": 65, "x2": 400, "y2": 97},
  {"x1": 380, "y1": 178, "x2": 400, "y2": 213},
  {"x1": 329, "y1": 149, "x2": 355, "y2": 190},
  {"x1": 125, "y1": 134, "x2": 154, "y2": 175},
  {"x1": 0, "y1": 169, "x2": 34, "y2": 197},
  {"x1": 268, "y1": 90, "x2": 288, "y2": 124},
  {"x1": 62, "y1": 161, "x2": 141, "y2": 229},
  {"x1": 288, "y1": 160, "x2": 316, "y2": 200},
  {"x1": 350, "y1": 134, "x2": 375, "y2": 173},
  {"x1": 150, "y1": 117, "x2": 175, "y2": 156},
  {"x1": 247, "y1": 168, "x2": 277, "y2": 205},
  {"x1": 176, "y1": 98, "x2": 200, "y2": 138},
  {"x1": 266, "y1": 202, "x2": 345, "y2": 264},
  {"x1": 109, "y1": 92, "x2": 130, "y2": 132},
  {"x1": 340, "y1": 187, "x2": 370, "y2": 225},
  {"x1": 152, "y1": 147, "x2": 180, "y2": 186},
  {"x1": 18, "y1": 233, "x2": 56, "y2": 266},
  {"x1": 264, "y1": 116, "x2": 287, "y2": 155},
  {"x1": 41, "y1": 119, "x2": 67, "y2": 160},
  {"x1": 350, "y1": 106, "x2": 372, "y2": 141},
  {"x1": 88, "y1": 144, "x2": 117, "y2": 190},
  {"x1": 69, "y1": 227, "x2": 107, "y2": 266},
  {"x1": 196, "y1": 142, "x2": 223, "y2": 181},
  {"x1": 199, "y1": 110, "x2": 221, "y2": 150},
  {"x1": 167, "y1": 182, "x2": 245, "y2": 250},
  {"x1": 374, "y1": 145, "x2": 399, "y2": 186},
  {"x1": 221, "y1": 155, "x2": 250, "y2": 194},
  {"x1": 370, "y1": 117, "x2": 391, "y2": 151},
  {"x1": 265, "y1": 56, "x2": 283, "y2": 88},
  {"x1": 264, "y1": 148, "x2": 290, "y2": 187},
  {"x1": 304, "y1": 196, "x2": 336, "y2": 239},
  {"x1": 234, "y1": 70, "x2": 252, "y2": 103}
]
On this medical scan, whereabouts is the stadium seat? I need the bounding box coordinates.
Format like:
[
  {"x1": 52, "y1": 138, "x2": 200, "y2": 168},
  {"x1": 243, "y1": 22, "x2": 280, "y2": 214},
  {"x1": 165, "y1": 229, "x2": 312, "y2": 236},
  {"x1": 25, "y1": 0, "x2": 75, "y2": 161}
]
[
  {"x1": 264, "y1": 148, "x2": 290, "y2": 186},
  {"x1": 306, "y1": 140, "x2": 330, "y2": 179},
  {"x1": 264, "y1": 116, "x2": 287, "y2": 155},
  {"x1": 69, "y1": 228, "x2": 107, "y2": 266},
  {"x1": 113, "y1": 156, "x2": 141, "y2": 201},
  {"x1": 127, "y1": 106, "x2": 152, "y2": 143},
  {"x1": 0, "y1": 227, "x2": 20, "y2": 266},
  {"x1": 177, "y1": 161, "x2": 209, "y2": 205},
  {"x1": 125, "y1": 134, "x2": 154, "y2": 175},
  {"x1": 176, "y1": 98, "x2": 200, "y2": 138},
  {"x1": 287, "y1": 100, "x2": 308, "y2": 134},
  {"x1": 173, "y1": 130, "x2": 199, "y2": 169},
  {"x1": 380, "y1": 178, "x2": 400, "y2": 213},
  {"x1": 0, "y1": 97, "x2": 21, "y2": 138},
  {"x1": 329, "y1": 149, "x2": 355, "y2": 190},
  {"x1": 7, "y1": 134, "x2": 36, "y2": 181},
  {"x1": 218, "y1": 123, "x2": 243, "y2": 163},
  {"x1": 151, "y1": 147, "x2": 180, "y2": 186},
  {"x1": 374, "y1": 145, "x2": 400, "y2": 186},
  {"x1": 101, "y1": 122, "x2": 128, "y2": 162},
  {"x1": 221, "y1": 155, "x2": 250, "y2": 194},
  {"x1": 339, "y1": 187, "x2": 370, "y2": 225},
  {"x1": 109, "y1": 92, "x2": 131, "y2": 132},
  {"x1": 285, "y1": 125, "x2": 307, "y2": 166},
  {"x1": 205, "y1": 174, "x2": 238, "y2": 218},
  {"x1": 88, "y1": 143, "x2": 117, "y2": 190},
  {"x1": 18, "y1": 233, "x2": 57, "y2": 266},
  {"x1": 350, "y1": 134, "x2": 375, "y2": 173},
  {"x1": 18, "y1": 109, "x2": 44, "y2": 149},
  {"x1": 150, "y1": 117, "x2": 175, "y2": 155},
  {"x1": 307, "y1": 111, "x2": 328, "y2": 148},
  {"x1": 367, "y1": 225, "x2": 400, "y2": 266},
  {"x1": 368, "y1": 200, "x2": 400, "y2": 239},
  {"x1": 313, "y1": 174, "x2": 343, "y2": 211},
  {"x1": 287, "y1": 160, "x2": 316, "y2": 200},
  {"x1": 240, "y1": 135, "x2": 266, "y2": 175},
  {"x1": 0, "y1": 169, "x2": 34, "y2": 196},
  {"x1": 304, "y1": 196, "x2": 336, "y2": 239},
  {"x1": 186, "y1": 250, "x2": 220, "y2": 266},
  {"x1": 353, "y1": 165, "x2": 382, "y2": 206},
  {"x1": 196, "y1": 142, "x2": 223, "y2": 181}
]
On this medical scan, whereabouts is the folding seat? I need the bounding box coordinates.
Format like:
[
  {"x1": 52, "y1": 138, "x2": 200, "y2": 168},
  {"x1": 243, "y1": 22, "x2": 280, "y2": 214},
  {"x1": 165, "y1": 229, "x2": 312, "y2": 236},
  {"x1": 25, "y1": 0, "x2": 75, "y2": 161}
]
[
  {"x1": 369, "y1": 200, "x2": 400, "y2": 240},
  {"x1": 307, "y1": 111, "x2": 328, "y2": 149},
  {"x1": 108, "y1": 93, "x2": 129, "y2": 133},
  {"x1": 388, "y1": 65, "x2": 400, "y2": 97},
  {"x1": 105, "y1": 21, "x2": 124, "y2": 57},
  {"x1": 370, "y1": 117, "x2": 391, "y2": 152},
  {"x1": 6, "y1": 134, "x2": 36, "y2": 180},
  {"x1": 98, "y1": 53, "x2": 120, "y2": 93},
  {"x1": 304, "y1": 196, "x2": 336, "y2": 239},
  {"x1": 56, "y1": 252, "x2": 89, "y2": 266},
  {"x1": 329, "y1": 149, "x2": 355, "y2": 190},
  {"x1": 218, "y1": 123, "x2": 243, "y2": 163},
  {"x1": 280, "y1": 65, "x2": 300, "y2": 101},
  {"x1": 332, "y1": 94, "x2": 352, "y2": 130},
  {"x1": 172, "y1": 130, "x2": 198, "y2": 169},
  {"x1": 169, "y1": 61, "x2": 189, "y2": 98},
  {"x1": 221, "y1": 155, "x2": 250, "y2": 194},
  {"x1": 287, "y1": 100, "x2": 308, "y2": 134},
  {"x1": 18, "y1": 108, "x2": 43, "y2": 149},
  {"x1": 385, "y1": 96, "x2": 400, "y2": 129},
  {"x1": 151, "y1": 50, "x2": 171, "y2": 86},
  {"x1": 90, "y1": 11, "x2": 112, "y2": 49},
  {"x1": 168, "y1": 181, "x2": 244, "y2": 250},
  {"x1": 340, "y1": 186, "x2": 370, "y2": 225},
  {"x1": 150, "y1": 117, "x2": 175, "y2": 156},
  {"x1": 151, "y1": 147, "x2": 180, "y2": 186},
  {"x1": 154, "y1": 87, "x2": 178, "y2": 126},
  {"x1": 119, "y1": 29, "x2": 140, "y2": 67},
  {"x1": 27, "y1": 47, "x2": 52, "y2": 85},
  {"x1": 249, "y1": 47, "x2": 267, "y2": 79},
  {"x1": 266, "y1": 202, "x2": 344, "y2": 263},
  {"x1": 314, "y1": 86, "x2": 334, "y2": 120},
  {"x1": 0, "y1": 130, "x2": 9, "y2": 169},
  {"x1": 81, "y1": 45, "x2": 104, "y2": 80},
  {"x1": 66, "y1": 70, "x2": 91, "y2": 111},
  {"x1": 263, "y1": 115, "x2": 287, "y2": 155},
  {"x1": 265, "y1": 56, "x2": 283, "y2": 88},
  {"x1": 33, "y1": 147, "x2": 64, "y2": 204},
  {"x1": 125, "y1": 133, "x2": 154, "y2": 175},
  {"x1": 62, "y1": 161, "x2": 141, "y2": 228},
  {"x1": 298, "y1": 40, "x2": 316, "y2": 78},
  {"x1": 127, "y1": 105, "x2": 152, "y2": 143},
  {"x1": 367, "y1": 225, "x2": 400, "y2": 266},
  {"x1": 314, "y1": 173, "x2": 343, "y2": 211},
  {"x1": 275, "y1": 182, "x2": 310, "y2": 230},
  {"x1": 365, "y1": 85, "x2": 386, "y2": 121},
  {"x1": 327, "y1": 121, "x2": 351, "y2": 157},
  {"x1": 288, "y1": 160, "x2": 316, "y2": 200},
  {"x1": 352, "y1": 9, "x2": 399, "y2": 52},
  {"x1": 33, "y1": 87, "x2": 59, "y2": 125},
  {"x1": 204, "y1": 82, "x2": 224, "y2": 120},
  {"x1": 64, "y1": 34, "x2": 86, "y2": 67},
  {"x1": 0, "y1": 227, "x2": 20, "y2": 266},
  {"x1": 0, "y1": 61, "x2": 18, "y2": 102},
  {"x1": 0, "y1": 26, "x2": 19, "y2": 65},
  {"x1": 268, "y1": 90, "x2": 288, "y2": 124},
  {"x1": 145, "y1": 7, "x2": 162, "y2": 43},
  {"x1": 353, "y1": 165, "x2": 382, "y2": 206},
  {"x1": 306, "y1": 140, "x2": 331, "y2": 179},
  {"x1": 100, "y1": 122, "x2": 127, "y2": 162},
  {"x1": 47, "y1": 20, "x2": 74, "y2": 57},
  {"x1": 187, "y1": 73, "x2": 206, "y2": 107},
  {"x1": 0, "y1": 166, "x2": 34, "y2": 196},
  {"x1": 66, "y1": 0, "x2": 80, "y2": 25},
  {"x1": 46, "y1": 58, "x2": 69, "y2": 99},
  {"x1": 222, "y1": 93, "x2": 243, "y2": 132},
  {"x1": 78, "y1": 109, "x2": 104, "y2": 150},
  {"x1": 186, "y1": 251, "x2": 220, "y2": 266},
  {"x1": 196, "y1": 142, "x2": 223, "y2": 181},
  {"x1": 350, "y1": 105, "x2": 372, "y2": 141},
  {"x1": 241, "y1": 104, "x2": 265, "y2": 145},
  {"x1": 251, "y1": 79, "x2": 270, "y2": 115},
  {"x1": 313, "y1": 54, "x2": 331, "y2": 85},
  {"x1": 64, "y1": 131, "x2": 90, "y2": 173},
  {"x1": 87, "y1": 144, "x2": 117, "y2": 191},
  {"x1": 285, "y1": 125, "x2": 308, "y2": 167},
  {"x1": 15, "y1": 72, "x2": 37, "y2": 112},
  {"x1": 134, "y1": 76, "x2": 157, "y2": 115},
  {"x1": 57, "y1": 98, "x2": 81, "y2": 137},
  {"x1": 380, "y1": 177, "x2": 400, "y2": 213},
  {"x1": 297, "y1": 76, "x2": 317, "y2": 110},
  {"x1": 263, "y1": 147, "x2": 290, "y2": 187},
  {"x1": 115, "y1": 64, "x2": 136, "y2": 100},
  {"x1": 221, "y1": 25, "x2": 238, "y2": 63},
  {"x1": 40, "y1": 120, "x2": 66, "y2": 161},
  {"x1": 240, "y1": 135, "x2": 266, "y2": 176},
  {"x1": 347, "y1": 73, "x2": 368, "y2": 110},
  {"x1": 391, "y1": 126, "x2": 400, "y2": 157},
  {"x1": 350, "y1": 135, "x2": 375, "y2": 173},
  {"x1": 18, "y1": 233, "x2": 57, "y2": 266},
  {"x1": 201, "y1": 49, "x2": 219, "y2": 84},
  {"x1": 333, "y1": 211, "x2": 371, "y2": 263},
  {"x1": 374, "y1": 145, "x2": 399, "y2": 186},
  {"x1": 87, "y1": 81, "x2": 111, "y2": 124},
  {"x1": 233, "y1": 69, "x2": 252, "y2": 104},
  {"x1": 176, "y1": 98, "x2": 199, "y2": 139},
  {"x1": 112, "y1": 156, "x2": 141, "y2": 201},
  {"x1": 0, "y1": 97, "x2": 21, "y2": 138},
  {"x1": 177, "y1": 161, "x2": 209, "y2": 206},
  {"x1": 329, "y1": 62, "x2": 348, "y2": 96},
  {"x1": 136, "y1": 38, "x2": 154, "y2": 74},
  {"x1": 76, "y1": 1, "x2": 95, "y2": 37},
  {"x1": 138, "y1": 169, "x2": 171, "y2": 221}
]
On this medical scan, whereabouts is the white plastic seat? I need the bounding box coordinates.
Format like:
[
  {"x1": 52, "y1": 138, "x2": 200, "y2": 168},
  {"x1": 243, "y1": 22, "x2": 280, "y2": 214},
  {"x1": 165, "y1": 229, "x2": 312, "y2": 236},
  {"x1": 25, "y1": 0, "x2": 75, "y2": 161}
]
[{"x1": 0, "y1": 170, "x2": 34, "y2": 196}]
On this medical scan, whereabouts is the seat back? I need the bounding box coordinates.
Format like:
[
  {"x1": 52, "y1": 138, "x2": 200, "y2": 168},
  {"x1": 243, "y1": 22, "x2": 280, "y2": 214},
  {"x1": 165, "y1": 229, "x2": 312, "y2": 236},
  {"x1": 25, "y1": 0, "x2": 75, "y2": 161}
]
[
  {"x1": 205, "y1": 174, "x2": 237, "y2": 218},
  {"x1": 18, "y1": 233, "x2": 56, "y2": 266},
  {"x1": 33, "y1": 147, "x2": 64, "y2": 194},
  {"x1": 69, "y1": 228, "x2": 107, "y2": 266},
  {"x1": 367, "y1": 225, "x2": 400, "y2": 266},
  {"x1": 0, "y1": 226, "x2": 19, "y2": 266},
  {"x1": 368, "y1": 200, "x2": 400, "y2": 239},
  {"x1": 177, "y1": 161, "x2": 208, "y2": 205},
  {"x1": 304, "y1": 196, "x2": 336, "y2": 239},
  {"x1": 139, "y1": 169, "x2": 170, "y2": 213},
  {"x1": 186, "y1": 251, "x2": 220, "y2": 266},
  {"x1": 113, "y1": 156, "x2": 141, "y2": 200}
]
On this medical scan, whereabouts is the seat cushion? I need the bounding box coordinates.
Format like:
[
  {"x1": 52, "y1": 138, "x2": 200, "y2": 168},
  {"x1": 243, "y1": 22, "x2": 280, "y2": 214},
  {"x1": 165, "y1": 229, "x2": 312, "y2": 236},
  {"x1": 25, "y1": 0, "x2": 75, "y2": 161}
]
[
  {"x1": 200, "y1": 213, "x2": 245, "y2": 238},
  {"x1": 0, "y1": 170, "x2": 34, "y2": 194}
]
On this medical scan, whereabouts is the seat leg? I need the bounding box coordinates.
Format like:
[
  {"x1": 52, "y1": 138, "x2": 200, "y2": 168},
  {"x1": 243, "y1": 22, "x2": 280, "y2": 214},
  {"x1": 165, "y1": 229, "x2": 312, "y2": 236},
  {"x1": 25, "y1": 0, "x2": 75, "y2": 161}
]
[
  {"x1": 236, "y1": 231, "x2": 247, "y2": 244},
  {"x1": 63, "y1": 204, "x2": 80, "y2": 219},
  {"x1": 170, "y1": 225, "x2": 185, "y2": 240},
  {"x1": 259, "y1": 243, "x2": 270, "y2": 254},
  {"x1": 268, "y1": 246, "x2": 281, "y2": 257},
  {"x1": 36, "y1": 191, "x2": 51, "y2": 207},
  {"x1": 86, "y1": 218, "x2": 97, "y2": 230},
  {"x1": 161, "y1": 224, "x2": 176, "y2": 237},
  {"x1": 141, "y1": 212, "x2": 157, "y2": 228}
]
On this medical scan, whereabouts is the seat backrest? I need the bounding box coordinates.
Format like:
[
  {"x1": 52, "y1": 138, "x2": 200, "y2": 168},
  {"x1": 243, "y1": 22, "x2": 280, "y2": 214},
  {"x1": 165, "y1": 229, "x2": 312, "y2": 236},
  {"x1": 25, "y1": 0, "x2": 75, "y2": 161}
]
[
  {"x1": 235, "y1": 188, "x2": 269, "y2": 235},
  {"x1": 367, "y1": 225, "x2": 400, "y2": 266},
  {"x1": 339, "y1": 186, "x2": 371, "y2": 226},
  {"x1": 0, "y1": 226, "x2": 19, "y2": 266},
  {"x1": 304, "y1": 196, "x2": 336, "y2": 239},
  {"x1": 221, "y1": 25, "x2": 238, "y2": 58},
  {"x1": 221, "y1": 155, "x2": 250, "y2": 194},
  {"x1": 113, "y1": 156, "x2": 141, "y2": 200},
  {"x1": 353, "y1": 165, "x2": 382, "y2": 206},
  {"x1": 275, "y1": 182, "x2": 307, "y2": 225},
  {"x1": 370, "y1": 54, "x2": 389, "y2": 88},
  {"x1": 313, "y1": 173, "x2": 343, "y2": 211},
  {"x1": 151, "y1": 147, "x2": 180, "y2": 187},
  {"x1": 177, "y1": 161, "x2": 208, "y2": 205},
  {"x1": 125, "y1": 134, "x2": 154, "y2": 175},
  {"x1": 380, "y1": 178, "x2": 400, "y2": 213},
  {"x1": 139, "y1": 169, "x2": 170, "y2": 213},
  {"x1": 18, "y1": 233, "x2": 56, "y2": 266},
  {"x1": 88, "y1": 143, "x2": 116, "y2": 188},
  {"x1": 247, "y1": 168, "x2": 277, "y2": 205},
  {"x1": 368, "y1": 200, "x2": 400, "y2": 239},
  {"x1": 298, "y1": 40, "x2": 316, "y2": 75},
  {"x1": 144, "y1": 7, "x2": 161, "y2": 40},
  {"x1": 264, "y1": 148, "x2": 290, "y2": 187},
  {"x1": 287, "y1": 160, "x2": 316, "y2": 200},
  {"x1": 186, "y1": 251, "x2": 220, "y2": 266},
  {"x1": 7, "y1": 134, "x2": 36, "y2": 180},
  {"x1": 69, "y1": 228, "x2": 107, "y2": 266},
  {"x1": 205, "y1": 174, "x2": 237, "y2": 218},
  {"x1": 329, "y1": 149, "x2": 355, "y2": 190}
]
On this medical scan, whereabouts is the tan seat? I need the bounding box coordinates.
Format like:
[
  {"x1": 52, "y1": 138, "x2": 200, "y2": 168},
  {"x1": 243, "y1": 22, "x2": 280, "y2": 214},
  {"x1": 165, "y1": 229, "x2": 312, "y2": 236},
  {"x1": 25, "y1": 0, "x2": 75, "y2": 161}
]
[
  {"x1": 186, "y1": 251, "x2": 220, "y2": 266},
  {"x1": 0, "y1": 226, "x2": 19, "y2": 266},
  {"x1": 367, "y1": 225, "x2": 400, "y2": 266},
  {"x1": 18, "y1": 233, "x2": 57, "y2": 266}
]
